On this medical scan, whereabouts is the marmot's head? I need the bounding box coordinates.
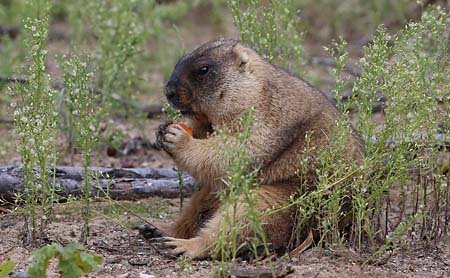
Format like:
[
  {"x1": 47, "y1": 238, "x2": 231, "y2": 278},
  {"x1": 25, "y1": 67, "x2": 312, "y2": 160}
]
[{"x1": 164, "y1": 38, "x2": 265, "y2": 124}]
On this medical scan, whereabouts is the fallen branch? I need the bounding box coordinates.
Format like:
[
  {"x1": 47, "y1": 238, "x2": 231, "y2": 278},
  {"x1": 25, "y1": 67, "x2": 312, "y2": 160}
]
[
  {"x1": 0, "y1": 74, "x2": 27, "y2": 83},
  {"x1": 0, "y1": 165, "x2": 194, "y2": 202},
  {"x1": 0, "y1": 25, "x2": 20, "y2": 38},
  {"x1": 0, "y1": 117, "x2": 14, "y2": 124}
]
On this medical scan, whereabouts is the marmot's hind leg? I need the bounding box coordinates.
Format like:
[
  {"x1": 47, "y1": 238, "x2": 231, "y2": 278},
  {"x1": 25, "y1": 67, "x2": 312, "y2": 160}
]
[
  {"x1": 140, "y1": 185, "x2": 218, "y2": 240},
  {"x1": 169, "y1": 185, "x2": 220, "y2": 239},
  {"x1": 154, "y1": 184, "x2": 297, "y2": 259}
]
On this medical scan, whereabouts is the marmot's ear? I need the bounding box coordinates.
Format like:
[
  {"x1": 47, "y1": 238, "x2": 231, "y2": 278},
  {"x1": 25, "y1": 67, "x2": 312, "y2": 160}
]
[{"x1": 232, "y1": 44, "x2": 252, "y2": 72}]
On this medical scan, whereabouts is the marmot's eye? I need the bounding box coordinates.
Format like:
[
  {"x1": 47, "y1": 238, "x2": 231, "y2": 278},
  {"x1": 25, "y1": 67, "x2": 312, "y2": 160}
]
[{"x1": 197, "y1": 66, "x2": 209, "y2": 76}]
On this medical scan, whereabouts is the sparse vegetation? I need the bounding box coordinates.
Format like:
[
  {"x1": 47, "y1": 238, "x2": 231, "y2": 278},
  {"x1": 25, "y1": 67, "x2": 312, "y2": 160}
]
[
  {"x1": 61, "y1": 52, "x2": 100, "y2": 244},
  {"x1": 228, "y1": 0, "x2": 305, "y2": 74},
  {"x1": 9, "y1": 0, "x2": 58, "y2": 245},
  {"x1": 227, "y1": 0, "x2": 450, "y2": 261},
  {"x1": 214, "y1": 108, "x2": 273, "y2": 276},
  {"x1": 0, "y1": 0, "x2": 449, "y2": 277}
]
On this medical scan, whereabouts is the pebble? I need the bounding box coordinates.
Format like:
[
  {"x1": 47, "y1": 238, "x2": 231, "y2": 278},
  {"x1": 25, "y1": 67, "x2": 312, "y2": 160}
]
[
  {"x1": 10, "y1": 271, "x2": 31, "y2": 278},
  {"x1": 139, "y1": 273, "x2": 155, "y2": 278}
]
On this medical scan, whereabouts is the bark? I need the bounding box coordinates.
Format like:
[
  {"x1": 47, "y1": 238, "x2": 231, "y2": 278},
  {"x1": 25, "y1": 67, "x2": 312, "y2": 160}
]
[
  {"x1": 0, "y1": 25, "x2": 20, "y2": 38},
  {"x1": 0, "y1": 164, "x2": 194, "y2": 202}
]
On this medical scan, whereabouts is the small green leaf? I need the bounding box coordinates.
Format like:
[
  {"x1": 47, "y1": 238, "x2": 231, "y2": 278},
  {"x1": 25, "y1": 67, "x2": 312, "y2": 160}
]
[
  {"x1": 57, "y1": 256, "x2": 85, "y2": 278},
  {"x1": 27, "y1": 243, "x2": 103, "y2": 278},
  {"x1": 28, "y1": 244, "x2": 58, "y2": 278},
  {"x1": 79, "y1": 252, "x2": 103, "y2": 271},
  {"x1": 0, "y1": 259, "x2": 15, "y2": 277}
]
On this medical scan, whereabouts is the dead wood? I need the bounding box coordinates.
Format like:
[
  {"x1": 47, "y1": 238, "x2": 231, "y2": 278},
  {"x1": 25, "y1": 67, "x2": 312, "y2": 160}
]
[
  {"x1": 0, "y1": 164, "x2": 194, "y2": 202},
  {"x1": 0, "y1": 25, "x2": 21, "y2": 38},
  {"x1": 0, "y1": 74, "x2": 28, "y2": 83},
  {"x1": 0, "y1": 117, "x2": 14, "y2": 124}
]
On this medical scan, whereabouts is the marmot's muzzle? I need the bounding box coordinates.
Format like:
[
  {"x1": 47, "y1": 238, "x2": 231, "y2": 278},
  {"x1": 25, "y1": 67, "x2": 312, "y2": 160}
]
[{"x1": 164, "y1": 79, "x2": 192, "y2": 114}]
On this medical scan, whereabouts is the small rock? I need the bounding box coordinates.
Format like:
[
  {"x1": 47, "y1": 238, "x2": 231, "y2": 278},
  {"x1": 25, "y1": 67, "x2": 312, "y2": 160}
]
[
  {"x1": 105, "y1": 255, "x2": 122, "y2": 264},
  {"x1": 139, "y1": 272, "x2": 155, "y2": 278},
  {"x1": 10, "y1": 271, "x2": 32, "y2": 278},
  {"x1": 106, "y1": 146, "x2": 118, "y2": 157},
  {"x1": 129, "y1": 257, "x2": 149, "y2": 266}
]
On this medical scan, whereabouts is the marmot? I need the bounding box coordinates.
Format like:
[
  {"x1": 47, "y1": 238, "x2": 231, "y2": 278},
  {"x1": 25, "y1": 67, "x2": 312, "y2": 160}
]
[{"x1": 141, "y1": 38, "x2": 363, "y2": 259}]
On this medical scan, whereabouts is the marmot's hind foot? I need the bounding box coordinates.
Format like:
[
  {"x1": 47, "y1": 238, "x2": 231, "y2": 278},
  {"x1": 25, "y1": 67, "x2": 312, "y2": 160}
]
[{"x1": 151, "y1": 236, "x2": 208, "y2": 259}]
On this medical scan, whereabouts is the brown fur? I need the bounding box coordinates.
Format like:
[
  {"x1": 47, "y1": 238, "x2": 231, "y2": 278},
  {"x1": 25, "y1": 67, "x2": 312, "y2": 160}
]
[{"x1": 153, "y1": 38, "x2": 364, "y2": 259}]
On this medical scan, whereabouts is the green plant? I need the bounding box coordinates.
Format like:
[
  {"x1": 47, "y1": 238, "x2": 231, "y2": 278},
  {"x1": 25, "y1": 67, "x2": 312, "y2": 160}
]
[
  {"x1": 228, "y1": 0, "x2": 305, "y2": 74},
  {"x1": 300, "y1": 38, "x2": 362, "y2": 246},
  {"x1": 354, "y1": 6, "x2": 448, "y2": 251},
  {"x1": 61, "y1": 52, "x2": 101, "y2": 244},
  {"x1": 163, "y1": 102, "x2": 186, "y2": 210},
  {"x1": 0, "y1": 0, "x2": 26, "y2": 25},
  {"x1": 0, "y1": 259, "x2": 15, "y2": 277},
  {"x1": 10, "y1": 0, "x2": 58, "y2": 244},
  {"x1": 214, "y1": 108, "x2": 273, "y2": 276},
  {"x1": 298, "y1": 0, "x2": 413, "y2": 41},
  {"x1": 83, "y1": 0, "x2": 143, "y2": 112},
  {"x1": 227, "y1": 0, "x2": 450, "y2": 261},
  {"x1": 28, "y1": 243, "x2": 103, "y2": 278},
  {"x1": 322, "y1": 6, "x2": 450, "y2": 253}
]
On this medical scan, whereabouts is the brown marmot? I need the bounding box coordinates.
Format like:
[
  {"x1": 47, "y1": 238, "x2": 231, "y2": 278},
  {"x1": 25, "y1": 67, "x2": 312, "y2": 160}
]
[{"x1": 142, "y1": 38, "x2": 363, "y2": 259}]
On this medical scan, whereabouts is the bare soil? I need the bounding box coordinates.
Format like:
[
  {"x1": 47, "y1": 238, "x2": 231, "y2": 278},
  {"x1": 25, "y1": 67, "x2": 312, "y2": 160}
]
[{"x1": 2, "y1": 192, "x2": 450, "y2": 277}]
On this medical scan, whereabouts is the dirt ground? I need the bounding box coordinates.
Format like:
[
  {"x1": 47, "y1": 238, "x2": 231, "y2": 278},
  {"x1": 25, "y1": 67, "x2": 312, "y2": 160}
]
[{"x1": 2, "y1": 193, "x2": 450, "y2": 277}]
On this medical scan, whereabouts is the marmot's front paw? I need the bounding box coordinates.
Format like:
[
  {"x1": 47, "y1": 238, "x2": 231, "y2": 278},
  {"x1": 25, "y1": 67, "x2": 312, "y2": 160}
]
[
  {"x1": 161, "y1": 124, "x2": 192, "y2": 156},
  {"x1": 155, "y1": 121, "x2": 172, "y2": 150}
]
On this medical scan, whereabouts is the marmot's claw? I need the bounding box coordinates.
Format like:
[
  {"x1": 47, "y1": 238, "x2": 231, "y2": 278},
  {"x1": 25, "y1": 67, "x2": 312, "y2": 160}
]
[
  {"x1": 171, "y1": 125, "x2": 183, "y2": 131},
  {"x1": 154, "y1": 121, "x2": 172, "y2": 150},
  {"x1": 152, "y1": 237, "x2": 187, "y2": 257},
  {"x1": 165, "y1": 131, "x2": 177, "y2": 137},
  {"x1": 158, "y1": 251, "x2": 175, "y2": 258},
  {"x1": 138, "y1": 224, "x2": 168, "y2": 239},
  {"x1": 153, "y1": 237, "x2": 206, "y2": 258},
  {"x1": 149, "y1": 236, "x2": 170, "y2": 243},
  {"x1": 161, "y1": 125, "x2": 191, "y2": 155},
  {"x1": 151, "y1": 238, "x2": 182, "y2": 258},
  {"x1": 162, "y1": 142, "x2": 175, "y2": 152}
]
